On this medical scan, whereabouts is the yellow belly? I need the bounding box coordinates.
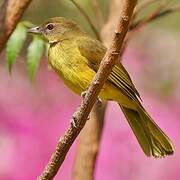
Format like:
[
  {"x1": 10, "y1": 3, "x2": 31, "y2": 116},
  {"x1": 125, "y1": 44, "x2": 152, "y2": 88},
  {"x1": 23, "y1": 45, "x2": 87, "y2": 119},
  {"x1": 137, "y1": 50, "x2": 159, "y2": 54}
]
[
  {"x1": 48, "y1": 42, "x2": 136, "y2": 109},
  {"x1": 49, "y1": 42, "x2": 96, "y2": 94}
]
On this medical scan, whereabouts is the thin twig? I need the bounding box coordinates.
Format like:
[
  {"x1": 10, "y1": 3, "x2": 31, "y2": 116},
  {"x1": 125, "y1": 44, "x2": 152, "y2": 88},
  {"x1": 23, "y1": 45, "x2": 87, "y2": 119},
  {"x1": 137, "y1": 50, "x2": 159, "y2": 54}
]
[
  {"x1": 130, "y1": 4, "x2": 165, "y2": 30},
  {"x1": 154, "y1": 4, "x2": 180, "y2": 17},
  {"x1": 122, "y1": 5, "x2": 165, "y2": 56},
  {"x1": 91, "y1": 0, "x2": 104, "y2": 26},
  {"x1": 38, "y1": 0, "x2": 137, "y2": 179},
  {"x1": 134, "y1": 0, "x2": 158, "y2": 17},
  {"x1": 130, "y1": 3, "x2": 180, "y2": 31},
  {"x1": 70, "y1": 0, "x2": 101, "y2": 41},
  {"x1": 0, "y1": 0, "x2": 32, "y2": 53},
  {"x1": 121, "y1": 3, "x2": 180, "y2": 57},
  {"x1": 132, "y1": 0, "x2": 170, "y2": 22}
]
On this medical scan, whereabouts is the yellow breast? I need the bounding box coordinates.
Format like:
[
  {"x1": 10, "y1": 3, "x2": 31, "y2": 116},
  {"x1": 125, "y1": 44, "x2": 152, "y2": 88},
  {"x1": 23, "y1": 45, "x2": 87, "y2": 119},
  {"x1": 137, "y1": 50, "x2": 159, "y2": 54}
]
[{"x1": 48, "y1": 40, "x2": 95, "y2": 95}]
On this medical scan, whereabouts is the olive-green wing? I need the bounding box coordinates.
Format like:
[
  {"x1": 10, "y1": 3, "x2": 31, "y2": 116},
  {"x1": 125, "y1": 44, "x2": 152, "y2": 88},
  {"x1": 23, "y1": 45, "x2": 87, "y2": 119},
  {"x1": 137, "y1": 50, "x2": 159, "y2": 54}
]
[
  {"x1": 109, "y1": 64, "x2": 141, "y2": 100},
  {"x1": 76, "y1": 36, "x2": 141, "y2": 102},
  {"x1": 76, "y1": 36, "x2": 106, "y2": 65}
]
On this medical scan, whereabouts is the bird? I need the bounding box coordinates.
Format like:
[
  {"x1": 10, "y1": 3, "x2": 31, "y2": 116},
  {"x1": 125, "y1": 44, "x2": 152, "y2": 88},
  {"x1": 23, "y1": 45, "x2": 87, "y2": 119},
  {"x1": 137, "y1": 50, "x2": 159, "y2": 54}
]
[{"x1": 28, "y1": 17, "x2": 174, "y2": 158}]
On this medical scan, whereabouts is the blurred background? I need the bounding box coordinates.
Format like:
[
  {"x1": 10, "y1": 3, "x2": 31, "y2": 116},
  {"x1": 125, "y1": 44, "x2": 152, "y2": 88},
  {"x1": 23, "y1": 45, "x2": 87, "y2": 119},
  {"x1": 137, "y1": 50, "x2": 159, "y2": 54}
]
[{"x1": 0, "y1": 0, "x2": 180, "y2": 179}]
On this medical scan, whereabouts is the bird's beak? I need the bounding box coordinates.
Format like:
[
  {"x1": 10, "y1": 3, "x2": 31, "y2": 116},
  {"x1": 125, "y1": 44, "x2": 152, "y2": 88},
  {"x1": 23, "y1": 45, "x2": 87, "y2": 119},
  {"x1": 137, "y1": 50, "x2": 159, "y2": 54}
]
[{"x1": 27, "y1": 26, "x2": 42, "y2": 34}]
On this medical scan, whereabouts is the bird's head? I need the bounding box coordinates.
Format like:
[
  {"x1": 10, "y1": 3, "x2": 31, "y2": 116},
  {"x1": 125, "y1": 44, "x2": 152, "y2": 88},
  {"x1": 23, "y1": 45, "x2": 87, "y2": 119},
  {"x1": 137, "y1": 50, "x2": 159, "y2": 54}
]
[{"x1": 28, "y1": 17, "x2": 82, "y2": 44}]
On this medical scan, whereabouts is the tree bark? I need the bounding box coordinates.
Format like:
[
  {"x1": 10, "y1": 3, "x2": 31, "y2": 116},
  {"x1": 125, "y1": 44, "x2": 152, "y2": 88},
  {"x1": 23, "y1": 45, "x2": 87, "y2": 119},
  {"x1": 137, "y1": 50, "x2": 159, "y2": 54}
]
[
  {"x1": 72, "y1": 102, "x2": 107, "y2": 180},
  {"x1": 0, "y1": 0, "x2": 32, "y2": 53}
]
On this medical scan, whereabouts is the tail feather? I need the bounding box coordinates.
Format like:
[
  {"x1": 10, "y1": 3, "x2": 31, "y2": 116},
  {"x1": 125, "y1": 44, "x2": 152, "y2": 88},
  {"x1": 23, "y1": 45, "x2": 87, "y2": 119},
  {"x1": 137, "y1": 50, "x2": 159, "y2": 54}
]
[{"x1": 120, "y1": 104, "x2": 174, "y2": 158}]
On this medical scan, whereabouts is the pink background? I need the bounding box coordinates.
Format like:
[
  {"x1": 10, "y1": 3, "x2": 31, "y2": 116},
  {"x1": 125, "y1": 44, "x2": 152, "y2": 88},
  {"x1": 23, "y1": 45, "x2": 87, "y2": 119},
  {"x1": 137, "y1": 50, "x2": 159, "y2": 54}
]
[{"x1": 0, "y1": 45, "x2": 179, "y2": 179}]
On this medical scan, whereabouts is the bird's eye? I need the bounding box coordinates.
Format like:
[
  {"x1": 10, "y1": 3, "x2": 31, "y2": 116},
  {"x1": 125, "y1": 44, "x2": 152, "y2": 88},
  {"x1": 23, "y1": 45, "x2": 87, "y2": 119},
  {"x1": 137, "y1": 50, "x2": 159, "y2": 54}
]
[{"x1": 46, "y1": 24, "x2": 54, "y2": 30}]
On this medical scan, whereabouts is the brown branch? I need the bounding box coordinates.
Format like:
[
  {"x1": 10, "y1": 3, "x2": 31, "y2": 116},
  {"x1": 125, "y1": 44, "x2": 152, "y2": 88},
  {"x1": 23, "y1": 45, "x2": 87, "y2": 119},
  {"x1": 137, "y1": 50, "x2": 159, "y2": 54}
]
[
  {"x1": 134, "y1": 0, "x2": 158, "y2": 18},
  {"x1": 120, "y1": 3, "x2": 180, "y2": 56},
  {"x1": 38, "y1": 0, "x2": 137, "y2": 179},
  {"x1": 0, "y1": 0, "x2": 32, "y2": 53},
  {"x1": 130, "y1": 3, "x2": 180, "y2": 31},
  {"x1": 70, "y1": 0, "x2": 101, "y2": 41},
  {"x1": 72, "y1": 102, "x2": 107, "y2": 180}
]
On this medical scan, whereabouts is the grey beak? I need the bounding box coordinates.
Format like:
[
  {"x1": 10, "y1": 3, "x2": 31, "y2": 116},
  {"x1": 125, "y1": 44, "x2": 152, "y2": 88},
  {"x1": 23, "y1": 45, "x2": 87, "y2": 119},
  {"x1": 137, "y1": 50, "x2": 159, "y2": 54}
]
[{"x1": 27, "y1": 26, "x2": 42, "y2": 34}]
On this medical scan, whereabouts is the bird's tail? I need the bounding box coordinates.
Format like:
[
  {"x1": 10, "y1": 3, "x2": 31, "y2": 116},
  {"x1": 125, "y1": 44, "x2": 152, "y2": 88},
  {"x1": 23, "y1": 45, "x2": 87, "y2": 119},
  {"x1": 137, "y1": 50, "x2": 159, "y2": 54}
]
[{"x1": 119, "y1": 104, "x2": 174, "y2": 158}]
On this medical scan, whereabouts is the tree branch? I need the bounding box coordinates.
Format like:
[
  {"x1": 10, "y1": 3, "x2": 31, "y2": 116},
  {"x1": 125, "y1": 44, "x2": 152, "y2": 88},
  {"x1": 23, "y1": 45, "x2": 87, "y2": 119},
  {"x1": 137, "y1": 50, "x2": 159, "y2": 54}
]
[
  {"x1": 0, "y1": 0, "x2": 32, "y2": 53},
  {"x1": 134, "y1": 0, "x2": 158, "y2": 18},
  {"x1": 70, "y1": 0, "x2": 101, "y2": 41},
  {"x1": 38, "y1": 0, "x2": 137, "y2": 179},
  {"x1": 130, "y1": 3, "x2": 180, "y2": 31},
  {"x1": 72, "y1": 102, "x2": 107, "y2": 180},
  {"x1": 120, "y1": 2, "x2": 180, "y2": 56}
]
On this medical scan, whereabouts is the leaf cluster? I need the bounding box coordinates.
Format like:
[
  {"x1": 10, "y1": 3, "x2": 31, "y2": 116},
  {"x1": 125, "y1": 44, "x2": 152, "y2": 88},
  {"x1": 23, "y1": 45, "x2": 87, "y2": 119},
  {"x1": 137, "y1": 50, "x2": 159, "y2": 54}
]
[{"x1": 6, "y1": 21, "x2": 47, "y2": 80}]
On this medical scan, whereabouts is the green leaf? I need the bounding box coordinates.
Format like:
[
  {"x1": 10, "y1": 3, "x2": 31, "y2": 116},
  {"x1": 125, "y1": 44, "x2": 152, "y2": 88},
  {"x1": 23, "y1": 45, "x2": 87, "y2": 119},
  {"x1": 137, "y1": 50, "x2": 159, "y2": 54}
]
[
  {"x1": 6, "y1": 23, "x2": 27, "y2": 73},
  {"x1": 27, "y1": 36, "x2": 44, "y2": 80}
]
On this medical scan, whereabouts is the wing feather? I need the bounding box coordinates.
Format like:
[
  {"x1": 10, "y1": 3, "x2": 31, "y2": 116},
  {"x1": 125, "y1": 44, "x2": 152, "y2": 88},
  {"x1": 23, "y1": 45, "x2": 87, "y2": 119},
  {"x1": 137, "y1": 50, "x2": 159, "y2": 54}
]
[{"x1": 76, "y1": 36, "x2": 141, "y2": 102}]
